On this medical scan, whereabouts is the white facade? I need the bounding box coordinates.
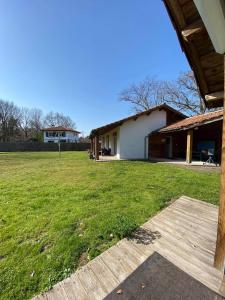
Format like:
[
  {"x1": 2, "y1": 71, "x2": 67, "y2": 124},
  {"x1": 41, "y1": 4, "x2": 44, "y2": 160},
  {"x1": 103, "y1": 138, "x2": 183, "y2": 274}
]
[
  {"x1": 101, "y1": 109, "x2": 167, "y2": 160},
  {"x1": 43, "y1": 130, "x2": 79, "y2": 143}
]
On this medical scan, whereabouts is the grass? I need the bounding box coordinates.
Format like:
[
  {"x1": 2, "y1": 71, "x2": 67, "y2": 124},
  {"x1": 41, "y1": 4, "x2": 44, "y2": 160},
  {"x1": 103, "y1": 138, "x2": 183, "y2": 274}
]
[{"x1": 0, "y1": 151, "x2": 220, "y2": 300}]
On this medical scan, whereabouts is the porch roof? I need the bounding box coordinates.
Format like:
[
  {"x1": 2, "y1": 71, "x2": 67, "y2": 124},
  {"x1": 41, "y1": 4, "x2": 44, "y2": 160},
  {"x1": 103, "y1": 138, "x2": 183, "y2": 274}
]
[
  {"x1": 90, "y1": 104, "x2": 186, "y2": 138},
  {"x1": 163, "y1": 0, "x2": 224, "y2": 108},
  {"x1": 152, "y1": 109, "x2": 223, "y2": 134}
]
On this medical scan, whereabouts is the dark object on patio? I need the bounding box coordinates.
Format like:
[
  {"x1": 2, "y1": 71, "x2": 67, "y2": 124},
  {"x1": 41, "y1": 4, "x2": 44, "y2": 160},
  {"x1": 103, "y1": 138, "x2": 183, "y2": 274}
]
[
  {"x1": 104, "y1": 252, "x2": 224, "y2": 300},
  {"x1": 101, "y1": 148, "x2": 111, "y2": 156},
  {"x1": 88, "y1": 150, "x2": 94, "y2": 159}
]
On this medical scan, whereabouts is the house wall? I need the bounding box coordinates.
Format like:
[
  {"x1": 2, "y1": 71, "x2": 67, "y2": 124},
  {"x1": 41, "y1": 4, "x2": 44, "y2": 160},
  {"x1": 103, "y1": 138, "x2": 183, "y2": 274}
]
[
  {"x1": 43, "y1": 131, "x2": 79, "y2": 143},
  {"x1": 101, "y1": 127, "x2": 120, "y2": 158},
  {"x1": 119, "y1": 110, "x2": 167, "y2": 159}
]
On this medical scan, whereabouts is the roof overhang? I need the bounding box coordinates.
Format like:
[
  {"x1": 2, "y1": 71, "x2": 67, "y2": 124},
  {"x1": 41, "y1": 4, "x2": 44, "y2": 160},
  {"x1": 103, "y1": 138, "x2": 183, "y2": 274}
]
[
  {"x1": 151, "y1": 116, "x2": 223, "y2": 135},
  {"x1": 89, "y1": 104, "x2": 186, "y2": 138},
  {"x1": 163, "y1": 0, "x2": 224, "y2": 109},
  {"x1": 194, "y1": 0, "x2": 225, "y2": 54}
]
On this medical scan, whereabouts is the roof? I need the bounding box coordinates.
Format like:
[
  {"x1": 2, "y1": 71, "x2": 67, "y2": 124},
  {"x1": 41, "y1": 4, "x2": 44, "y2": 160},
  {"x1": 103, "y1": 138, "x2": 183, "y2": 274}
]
[
  {"x1": 90, "y1": 104, "x2": 186, "y2": 137},
  {"x1": 163, "y1": 0, "x2": 224, "y2": 108},
  {"x1": 41, "y1": 126, "x2": 81, "y2": 133},
  {"x1": 154, "y1": 109, "x2": 223, "y2": 134}
]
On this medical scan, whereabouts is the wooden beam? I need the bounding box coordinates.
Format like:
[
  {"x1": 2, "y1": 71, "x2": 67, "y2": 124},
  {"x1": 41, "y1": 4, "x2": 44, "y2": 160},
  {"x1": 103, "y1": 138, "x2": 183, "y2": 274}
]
[
  {"x1": 214, "y1": 56, "x2": 225, "y2": 270},
  {"x1": 95, "y1": 136, "x2": 99, "y2": 161},
  {"x1": 181, "y1": 20, "x2": 204, "y2": 41},
  {"x1": 90, "y1": 138, "x2": 93, "y2": 153},
  {"x1": 186, "y1": 129, "x2": 193, "y2": 164},
  {"x1": 205, "y1": 91, "x2": 224, "y2": 102}
]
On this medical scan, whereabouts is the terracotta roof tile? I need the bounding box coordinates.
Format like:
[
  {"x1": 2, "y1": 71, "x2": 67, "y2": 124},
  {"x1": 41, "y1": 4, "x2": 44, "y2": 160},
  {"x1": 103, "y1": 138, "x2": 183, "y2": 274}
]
[
  {"x1": 41, "y1": 126, "x2": 80, "y2": 133},
  {"x1": 157, "y1": 110, "x2": 223, "y2": 133}
]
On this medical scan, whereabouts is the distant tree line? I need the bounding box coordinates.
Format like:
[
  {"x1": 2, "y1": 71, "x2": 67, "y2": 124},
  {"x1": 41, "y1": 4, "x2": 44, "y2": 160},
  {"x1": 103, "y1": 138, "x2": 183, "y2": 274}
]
[
  {"x1": 119, "y1": 71, "x2": 208, "y2": 116},
  {"x1": 0, "y1": 99, "x2": 76, "y2": 142}
]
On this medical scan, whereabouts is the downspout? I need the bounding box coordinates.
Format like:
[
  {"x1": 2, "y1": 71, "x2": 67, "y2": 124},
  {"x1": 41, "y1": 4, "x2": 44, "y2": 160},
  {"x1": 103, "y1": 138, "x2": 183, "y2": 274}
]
[{"x1": 144, "y1": 135, "x2": 149, "y2": 159}]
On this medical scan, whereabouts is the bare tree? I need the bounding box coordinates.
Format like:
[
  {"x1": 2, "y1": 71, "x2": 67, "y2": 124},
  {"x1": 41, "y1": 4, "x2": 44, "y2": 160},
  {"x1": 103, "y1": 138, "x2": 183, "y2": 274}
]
[
  {"x1": 29, "y1": 108, "x2": 43, "y2": 141},
  {"x1": 43, "y1": 111, "x2": 76, "y2": 128},
  {"x1": 119, "y1": 71, "x2": 206, "y2": 116},
  {"x1": 162, "y1": 71, "x2": 205, "y2": 115},
  {"x1": 0, "y1": 99, "x2": 20, "y2": 142},
  {"x1": 19, "y1": 107, "x2": 31, "y2": 140},
  {"x1": 119, "y1": 77, "x2": 164, "y2": 113}
]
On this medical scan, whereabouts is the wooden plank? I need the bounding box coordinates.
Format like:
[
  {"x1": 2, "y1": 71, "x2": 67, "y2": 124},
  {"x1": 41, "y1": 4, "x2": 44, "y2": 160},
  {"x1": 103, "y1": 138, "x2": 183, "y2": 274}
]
[
  {"x1": 94, "y1": 136, "x2": 99, "y2": 160},
  {"x1": 87, "y1": 256, "x2": 119, "y2": 293},
  {"x1": 167, "y1": 205, "x2": 217, "y2": 228},
  {"x1": 205, "y1": 91, "x2": 224, "y2": 104},
  {"x1": 186, "y1": 129, "x2": 193, "y2": 163},
  {"x1": 77, "y1": 265, "x2": 107, "y2": 300},
  {"x1": 62, "y1": 275, "x2": 90, "y2": 300},
  {"x1": 214, "y1": 55, "x2": 225, "y2": 270},
  {"x1": 178, "y1": 195, "x2": 218, "y2": 210},
  {"x1": 144, "y1": 219, "x2": 214, "y2": 266},
  {"x1": 162, "y1": 208, "x2": 217, "y2": 235},
  {"x1": 150, "y1": 212, "x2": 216, "y2": 252},
  {"x1": 182, "y1": 19, "x2": 204, "y2": 41},
  {"x1": 147, "y1": 217, "x2": 215, "y2": 257}
]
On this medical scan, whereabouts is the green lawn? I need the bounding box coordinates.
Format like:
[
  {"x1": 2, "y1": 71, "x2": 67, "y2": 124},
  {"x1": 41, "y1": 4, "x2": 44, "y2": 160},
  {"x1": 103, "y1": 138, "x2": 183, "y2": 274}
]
[{"x1": 0, "y1": 151, "x2": 220, "y2": 300}]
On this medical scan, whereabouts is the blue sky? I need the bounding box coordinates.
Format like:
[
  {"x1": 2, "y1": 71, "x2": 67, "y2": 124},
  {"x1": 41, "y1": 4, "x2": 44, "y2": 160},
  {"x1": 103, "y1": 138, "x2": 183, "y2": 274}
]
[{"x1": 0, "y1": 0, "x2": 189, "y2": 135}]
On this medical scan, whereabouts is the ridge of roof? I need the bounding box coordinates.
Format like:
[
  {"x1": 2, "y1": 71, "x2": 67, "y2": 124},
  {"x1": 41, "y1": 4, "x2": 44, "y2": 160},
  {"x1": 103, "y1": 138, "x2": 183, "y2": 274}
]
[
  {"x1": 90, "y1": 104, "x2": 187, "y2": 137},
  {"x1": 41, "y1": 126, "x2": 80, "y2": 133}
]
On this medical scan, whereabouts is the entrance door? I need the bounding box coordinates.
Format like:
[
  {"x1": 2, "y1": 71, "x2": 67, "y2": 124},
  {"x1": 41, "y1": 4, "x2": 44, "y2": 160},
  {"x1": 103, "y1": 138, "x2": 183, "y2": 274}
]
[{"x1": 165, "y1": 137, "x2": 172, "y2": 158}]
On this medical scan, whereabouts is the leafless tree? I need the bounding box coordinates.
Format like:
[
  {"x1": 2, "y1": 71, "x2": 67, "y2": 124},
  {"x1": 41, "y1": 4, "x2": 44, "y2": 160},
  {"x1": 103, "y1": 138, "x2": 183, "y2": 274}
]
[
  {"x1": 19, "y1": 107, "x2": 31, "y2": 140},
  {"x1": 119, "y1": 71, "x2": 206, "y2": 116},
  {"x1": 0, "y1": 99, "x2": 20, "y2": 142},
  {"x1": 29, "y1": 108, "x2": 43, "y2": 141},
  {"x1": 119, "y1": 77, "x2": 164, "y2": 113},
  {"x1": 43, "y1": 111, "x2": 76, "y2": 128},
  {"x1": 162, "y1": 71, "x2": 205, "y2": 115}
]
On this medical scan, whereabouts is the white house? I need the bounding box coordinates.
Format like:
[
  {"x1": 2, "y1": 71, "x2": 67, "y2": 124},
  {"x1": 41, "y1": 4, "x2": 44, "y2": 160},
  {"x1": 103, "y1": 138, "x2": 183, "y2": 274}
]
[
  {"x1": 90, "y1": 104, "x2": 186, "y2": 160},
  {"x1": 41, "y1": 126, "x2": 80, "y2": 143}
]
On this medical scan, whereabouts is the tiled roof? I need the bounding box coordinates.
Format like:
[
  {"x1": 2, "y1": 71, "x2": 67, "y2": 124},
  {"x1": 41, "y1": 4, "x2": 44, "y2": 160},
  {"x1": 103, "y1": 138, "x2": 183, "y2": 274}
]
[
  {"x1": 157, "y1": 109, "x2": 223, "y2": 133},
  {"x1": 41, "y1": 126, "x2": 80, "y2": 133},
  {"x1": 90, "y1": 104, "x2": 186, "y2": 137}
]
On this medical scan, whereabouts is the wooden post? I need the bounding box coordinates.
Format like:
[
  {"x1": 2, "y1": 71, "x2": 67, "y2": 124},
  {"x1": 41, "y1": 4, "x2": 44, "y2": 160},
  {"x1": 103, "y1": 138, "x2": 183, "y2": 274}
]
[
  {"x1": 95, "y1": 136, "x2": 99, "y2": 160},
  {"x1": 186, "y1": 129, "x2": 193, "y2": 164},
  {"x1": 214, "y1": 55, "x2": 225, "y2": 270},
  {"x1": 90, "y1": 138, "x2": 93, "y2": 153}
]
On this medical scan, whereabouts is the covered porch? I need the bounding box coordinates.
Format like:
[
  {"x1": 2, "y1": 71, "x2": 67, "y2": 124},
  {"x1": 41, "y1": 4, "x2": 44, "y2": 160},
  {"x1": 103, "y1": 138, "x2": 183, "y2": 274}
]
[{"x1": 149, "y1": 111, "x2": 223, "y2": 165}]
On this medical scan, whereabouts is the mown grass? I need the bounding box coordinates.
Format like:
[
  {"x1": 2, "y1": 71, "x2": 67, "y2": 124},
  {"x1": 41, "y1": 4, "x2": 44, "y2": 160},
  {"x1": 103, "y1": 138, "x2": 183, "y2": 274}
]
[{"x1": 0, "y1": 151, "x2": 220, "y2": 299}]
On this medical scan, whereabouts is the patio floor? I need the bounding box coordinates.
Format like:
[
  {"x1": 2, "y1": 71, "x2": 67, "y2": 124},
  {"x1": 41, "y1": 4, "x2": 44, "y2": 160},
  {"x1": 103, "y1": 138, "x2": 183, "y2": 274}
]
[{"x1": 33, "y1": 196, "x2": 225, "y2": 300}]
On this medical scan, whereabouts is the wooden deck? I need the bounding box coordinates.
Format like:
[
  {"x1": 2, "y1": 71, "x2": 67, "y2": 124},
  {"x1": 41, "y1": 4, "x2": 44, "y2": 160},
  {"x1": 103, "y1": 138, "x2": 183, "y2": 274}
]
[{"x1": 33, "y1": 196, "x2": 225, "y2": 300}]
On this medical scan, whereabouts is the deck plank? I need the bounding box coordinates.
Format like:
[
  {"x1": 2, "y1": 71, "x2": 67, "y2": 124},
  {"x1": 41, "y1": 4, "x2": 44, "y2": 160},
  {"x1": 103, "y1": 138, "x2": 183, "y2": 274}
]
[{"x1": 32, "y1": 196, "x2": 224, "y2": 299}]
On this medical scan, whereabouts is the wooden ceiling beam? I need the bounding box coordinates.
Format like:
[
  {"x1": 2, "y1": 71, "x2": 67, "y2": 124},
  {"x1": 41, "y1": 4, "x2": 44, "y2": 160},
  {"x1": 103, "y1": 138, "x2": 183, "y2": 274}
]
[
  {"x1": 205, "y1": 91, "x2": 224, "y2": 102},
  {"x1": 181, "y1": 19, "x2": 204, "y2": 41}
]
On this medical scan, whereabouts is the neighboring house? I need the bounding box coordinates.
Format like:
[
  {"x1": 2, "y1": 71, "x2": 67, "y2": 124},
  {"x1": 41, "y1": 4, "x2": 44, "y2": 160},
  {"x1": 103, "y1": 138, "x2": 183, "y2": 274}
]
[
  {"x1": 41, "y1": 126, "x2": 80, "y2": 143},
  {"x1": 149, "y1": 109, "x2": 223, "y2": 163},
  {"x1": 90, "y1": 104, "x2": 186, "y2": 160}
]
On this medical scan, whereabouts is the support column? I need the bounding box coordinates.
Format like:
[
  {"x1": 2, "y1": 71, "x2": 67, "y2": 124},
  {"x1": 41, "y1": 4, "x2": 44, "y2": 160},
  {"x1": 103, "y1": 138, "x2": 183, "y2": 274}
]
[
  {"x1": 90, "y1": 138, "x2": 93, "y2": 153},
  {"x1": 186, "y1": 129, "x2": 193, "y2": 164},
  {"x1": 214, "y1": 55, "x2": 225, "y2": 270},
  {"x1": 95, "y1": 136, "x2": 99, "y2": 160}
]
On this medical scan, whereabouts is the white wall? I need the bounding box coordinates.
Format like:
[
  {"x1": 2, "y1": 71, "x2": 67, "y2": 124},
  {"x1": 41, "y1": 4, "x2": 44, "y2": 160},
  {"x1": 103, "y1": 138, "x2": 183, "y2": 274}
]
[
  {"x1": 101, "y1": 127, "x2": 120, "y2": 158},
  {"x1": 44, "y1": 131, "x2": 79, "y2": 143},
  {"x1": 119, "y1": 110, "x2": 167, "y2": 159}
]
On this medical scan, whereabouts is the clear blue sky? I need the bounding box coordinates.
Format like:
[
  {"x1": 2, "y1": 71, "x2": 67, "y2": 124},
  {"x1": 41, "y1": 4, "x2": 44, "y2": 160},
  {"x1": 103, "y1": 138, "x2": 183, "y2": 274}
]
[{"x1": 0, "y1": 0, "x2": 189, "y2": 135}]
